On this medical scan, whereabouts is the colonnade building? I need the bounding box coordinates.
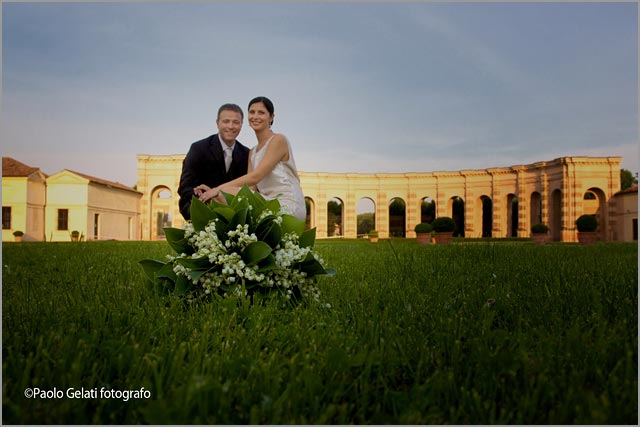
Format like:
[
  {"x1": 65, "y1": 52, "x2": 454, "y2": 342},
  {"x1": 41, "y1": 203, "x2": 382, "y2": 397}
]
[{"x1": 137, "y1": 155, "x2": 632, "y2": 243}]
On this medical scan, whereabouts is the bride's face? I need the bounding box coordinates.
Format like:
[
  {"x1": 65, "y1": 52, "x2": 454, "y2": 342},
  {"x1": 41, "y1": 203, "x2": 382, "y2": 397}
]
[{"x1": 248, "y1": 102, "x2": 273, "y2": 131}]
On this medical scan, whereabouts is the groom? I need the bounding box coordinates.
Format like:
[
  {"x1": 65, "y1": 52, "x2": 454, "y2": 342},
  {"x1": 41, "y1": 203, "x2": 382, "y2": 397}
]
[{"x1": 178, "y1": 103, "x2": 250, "y2": 220}]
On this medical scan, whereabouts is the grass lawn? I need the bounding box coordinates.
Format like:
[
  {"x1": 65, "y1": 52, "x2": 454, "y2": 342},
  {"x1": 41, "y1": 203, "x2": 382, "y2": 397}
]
[{"x1": 2, "y1": 239, "x2": 637, "y2": 424}]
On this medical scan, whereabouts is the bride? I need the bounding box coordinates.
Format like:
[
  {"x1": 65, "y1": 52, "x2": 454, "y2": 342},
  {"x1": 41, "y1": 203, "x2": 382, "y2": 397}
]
[{"x1": 194, "y1": 96, "x2": 307, "y2": 221}]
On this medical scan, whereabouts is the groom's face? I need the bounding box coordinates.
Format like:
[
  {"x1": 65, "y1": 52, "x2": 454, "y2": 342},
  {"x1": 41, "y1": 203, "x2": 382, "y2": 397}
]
[{"x1": 216, "y1": 110, "x2": 243, "y2": 145}]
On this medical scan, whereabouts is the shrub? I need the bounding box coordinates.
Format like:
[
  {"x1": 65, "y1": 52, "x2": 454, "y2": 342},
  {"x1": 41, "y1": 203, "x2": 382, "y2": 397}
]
[
  {"x1": 368, "y1": 230, "x2": 379, "y2": 238},
  {"x1": 71, "y1": 230, "x2": 80, "y2": 238},
  {"x1": 531, "y1": 223, "x2": 549, "y2": 234},
  {"x1": 431, "y1": 217, "x2": 455, "y2": 233},
  {"x1": 414, "y1": 222, "x2": 433, "y2": 233},
  {"x1": 12, "y1": 230, "x2": 24, "y2": 237},
  {"x1": 576, "y1": 214, "x2": 598, "y2": 232}
]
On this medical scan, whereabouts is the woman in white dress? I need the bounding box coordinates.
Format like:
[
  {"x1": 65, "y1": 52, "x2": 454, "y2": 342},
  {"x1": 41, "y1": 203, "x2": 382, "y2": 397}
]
[{"x1": 195, "y1": 96, "x2": 307, "y2": 221}]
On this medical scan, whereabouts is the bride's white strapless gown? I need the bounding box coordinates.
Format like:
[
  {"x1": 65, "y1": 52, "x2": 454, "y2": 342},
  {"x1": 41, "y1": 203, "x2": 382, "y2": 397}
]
[{"x1": 251, "y1": 135, "x2": 306, "y2": 221}]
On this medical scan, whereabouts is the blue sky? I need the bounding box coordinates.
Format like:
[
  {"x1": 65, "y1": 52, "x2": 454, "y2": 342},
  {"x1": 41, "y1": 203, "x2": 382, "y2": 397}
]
[{"x1": 2, "y1": 1, "x2": 638, "y2": 187}]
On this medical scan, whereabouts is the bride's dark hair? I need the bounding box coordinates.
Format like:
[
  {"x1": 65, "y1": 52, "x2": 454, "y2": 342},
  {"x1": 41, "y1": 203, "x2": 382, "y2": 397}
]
[{"x1": 248, "y1": 96, "x2": 275, "y2": 126}]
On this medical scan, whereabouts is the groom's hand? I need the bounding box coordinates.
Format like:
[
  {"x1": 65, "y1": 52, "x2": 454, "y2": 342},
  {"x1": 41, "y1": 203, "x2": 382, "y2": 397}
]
[{"x1": 193, "y1": 184, "x2": 211, "y2": 197}]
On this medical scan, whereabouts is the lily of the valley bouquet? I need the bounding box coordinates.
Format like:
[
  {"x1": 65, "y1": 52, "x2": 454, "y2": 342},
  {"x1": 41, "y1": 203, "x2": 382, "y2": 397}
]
[{"x1": 139, "y1": 186, "x2": 335, "y2": 304}]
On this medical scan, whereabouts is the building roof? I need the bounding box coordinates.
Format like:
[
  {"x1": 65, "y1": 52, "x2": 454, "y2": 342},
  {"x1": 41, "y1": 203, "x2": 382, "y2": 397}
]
[
  {"x1": 63, "y1": 169, "x2": 142, "y2": 194},
  {"x1": 615, "y1": 184, "x2": 638, "y2": 196},
  {"x1": 2, "y1": 157, "x2": 45, "y2": 178}
]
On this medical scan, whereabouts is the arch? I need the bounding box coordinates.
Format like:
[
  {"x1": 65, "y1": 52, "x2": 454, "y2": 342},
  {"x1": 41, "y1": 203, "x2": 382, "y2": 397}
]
[
  {"x1": 150, "y1": 185, "x2": 173, "y2": 240},
  {"x1": 389, "y1": 197, "x2": 406, "y2": 237},
  {"x1": 304, "y1": 197, "x2": 315, "y2": 230},
  {"x1": 137, "y1": 155, "x2": 623, "y2": 242},
  {"x1": 420, "y1": 197, "x2": 436, "y2": 224},
  {"x1": 157, "y1": 189, "x2": 172, "y2": 199},
  {"x1": 450, "y1": 196, "x2": 465, "y2": 237},
  {"x1": 478, "y1": 195, "x2": 492, "y2": 238},
  {"x1": 530, "y1": 191, "x2": 542, "y2": 228},
  {"x1": 585, "y1": 187, "x2": 607, "y2": 241},
  {"x1": 357, "y1": 197, "x2": 376, "y2": 237},
  {"x1": 327, "y1": 197, "x2": 343, "y2": 237},
  {"x1": 507, "y1": 194, "x2": 519, "y2": 237},
  {"x1": 550, "y1": 189, "x2": 562, "y2": 241}
]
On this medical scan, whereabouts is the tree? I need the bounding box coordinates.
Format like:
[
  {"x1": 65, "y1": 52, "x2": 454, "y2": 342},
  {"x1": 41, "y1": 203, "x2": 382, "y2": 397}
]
[
  {"x1": 357, "y1": 213, "x2": 375, "y2": 236},
  {"x1": 389, "y1": 198, "x2": 405, "y2": 215},
  {"x1": 620, "y1": 169, "x2": 638, "y2": 190},
  {"x1": 327, "y1": 200, "x2": 342, "y2": 237}
]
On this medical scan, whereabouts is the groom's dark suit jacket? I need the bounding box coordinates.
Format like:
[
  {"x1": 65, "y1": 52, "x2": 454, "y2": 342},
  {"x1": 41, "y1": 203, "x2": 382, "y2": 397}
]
[{"x1": 178, "y1": 134, "x2": 250, "y2": 220}]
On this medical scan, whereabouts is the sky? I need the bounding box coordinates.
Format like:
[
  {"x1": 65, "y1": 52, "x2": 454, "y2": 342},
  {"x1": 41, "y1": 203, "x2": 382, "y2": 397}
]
[{"x1": 2, "y1": 1, "x2": 638, "y2": 188}]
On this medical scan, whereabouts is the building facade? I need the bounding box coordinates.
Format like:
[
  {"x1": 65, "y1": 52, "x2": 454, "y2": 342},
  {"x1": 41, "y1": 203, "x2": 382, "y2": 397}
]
[
  {"x1": 2, "y1": 157, "x2": 142, "y2": 242},
  {"x1": 137, "y1": 155, "x2": 630, "y2": 243},
  {"x1": 2, "y1": 158, "x2": 47, "y2": 242},
  {"x1": 610, "y1": 184, "x2": 638, "y2": 242}
]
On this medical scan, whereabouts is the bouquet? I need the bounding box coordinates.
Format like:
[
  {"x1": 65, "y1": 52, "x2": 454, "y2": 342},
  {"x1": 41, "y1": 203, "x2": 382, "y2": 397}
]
[{"x1": 139, "y1": 185, "x2": 335, "y2": 304}]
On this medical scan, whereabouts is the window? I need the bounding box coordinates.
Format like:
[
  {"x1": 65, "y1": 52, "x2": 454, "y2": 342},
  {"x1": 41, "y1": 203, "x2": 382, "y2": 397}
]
[
  {"x1": 57, "y1": 209, "x2": 69, "y2": 231},
  {"x1": 2, "y1": 207, "x2": 11, "y2": 229},
  {"x1": 94, "y1": 214, "x2": 100, "y2": 239}
]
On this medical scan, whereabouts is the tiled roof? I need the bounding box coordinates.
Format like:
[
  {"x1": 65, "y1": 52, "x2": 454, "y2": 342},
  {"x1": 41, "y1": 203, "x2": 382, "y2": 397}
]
[
  {"x1": 616, "y1": 184, "x2": 638, "y2": 195},
  {"x1": 2, "y1": 157, "x2": 45, "y2": 178},
  {"x1": 64, "y1": 169, "x2": 141, "y2": 194}
]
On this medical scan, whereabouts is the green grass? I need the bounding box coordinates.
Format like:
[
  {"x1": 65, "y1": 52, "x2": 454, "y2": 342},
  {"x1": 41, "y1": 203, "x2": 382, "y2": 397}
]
[{"x1": 2, "y1": 239, "x2": 637, "y2": 424}]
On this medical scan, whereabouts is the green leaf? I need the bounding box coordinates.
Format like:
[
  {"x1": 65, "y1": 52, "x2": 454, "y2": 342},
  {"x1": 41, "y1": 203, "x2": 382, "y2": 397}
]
[
  {"x1": 299, "y1": 228, "x2": 316, "y2": 248},
  {"x1": 156, "y1": 262, "x2": 178, "y2": 281},
  {"x1": 164, "y1": 227, "x2": 193, "y2": 255},
  {"x1": 242, "y1": 241, "x2": 273, "y2": 266},
  {"x1": 298, "y1": 258, "x2": 328, "y2": 276},
  {"x1": 176, "y1": 256, "x2": 211, "y2": 271},
  {"x1": 232, "y1": 185, "x2": 258, "y2": 207},
  {"x1": 255, "y1": 217, "x2": 282, "y2": 249},
  {"x1": 221, "y1": 190, "x2": 235, "y2": 205},
  {"x1": 256, "y1": 254, "x2": 277, "y2": 273},
  {"x1": 281, "y1": 214, "x2": 305, "y2": 237},
  {"x1": 212, "y1": 206, "x2": 235, "y2": 223},
  {"x1": 190, "y1": 197, "x2": 216, "y2": 232},
  {"x1": 264, "y1": 198, "x2": 281, "y2": 215},
  {"x1": 173, "y1": 275, "x2": 192, "y2": 296},
  {"x1": 139, "y1": 260, "x2": 178, "y2": 296},
  {"x1": 189, "y1": 267, "x2": 214, "y2": 282},
  {"x1": 229, "y1": 208, "x2": 249, "y2": 232},
  {"x1": 138, "y1": 259, "x2": 166, "y2": 282}
]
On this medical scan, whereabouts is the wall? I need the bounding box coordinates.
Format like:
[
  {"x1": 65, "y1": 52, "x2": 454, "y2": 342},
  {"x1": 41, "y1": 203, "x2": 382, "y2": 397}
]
[
  {"x1": 2, "y1": 174, "x2": 47, "y2": 241},
  {"x1": 87, "y1": 184, "x2": 142, "y2": 240},
  {"x1": 611, "y1": 190, "x2": 638, "y2": 242},
  {"x1": 136, "y1": 155, "x2": 623, "y2": 242}
]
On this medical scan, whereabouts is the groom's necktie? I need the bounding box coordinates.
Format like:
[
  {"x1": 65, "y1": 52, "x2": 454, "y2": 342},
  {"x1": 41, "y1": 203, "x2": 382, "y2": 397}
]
[{"x1": 224, "y1": 147, "x2": 233, "y2": 172}]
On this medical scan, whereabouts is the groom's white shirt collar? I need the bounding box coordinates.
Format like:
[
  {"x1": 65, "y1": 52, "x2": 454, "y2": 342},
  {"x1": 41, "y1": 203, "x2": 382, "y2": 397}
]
[{"x1": 219, "y1": 138, "x2": 236, "y2": 153}]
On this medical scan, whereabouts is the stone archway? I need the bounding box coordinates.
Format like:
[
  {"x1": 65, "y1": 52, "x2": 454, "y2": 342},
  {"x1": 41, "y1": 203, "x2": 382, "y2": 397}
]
[
  {"x1": 584, "y1": 187, "x2": 607, "y2": 241},
  {"x1": 450, "y1": 196, "x2": 465, "y2": 237},
  {"x1": 357, "y1": 197, "x2": 376, "y2": 237},
  {"x1": 150, "y1": 185, "x2": 174, "y2": 240},
  {"x1": 389, "y1": 197, "x2": 406, "y2": 237},
  {"x1": 507, "y1": 194, "x2": 519, "y2": 237},
  {"x1": 137, "y1": 155, "x2": 622, "y2": 242},
  {"x1": 550, "y1": 189, "x2": 562, "y2": 241},
  {"x1": 478, "y1": 196, "x2": 492, "y2": 238},
  {"x1": 327, "y1": 197, "x2": 343, "y2": 237},
  {"x1": 420, "y1": 197, "x2": 435, "y2": 224},
  {"x1": 305, "y1": 197, "x2": 315, "y2": 230},
  {"x1": 530, "y1": 191, "x2": 542, "y2": 228}
]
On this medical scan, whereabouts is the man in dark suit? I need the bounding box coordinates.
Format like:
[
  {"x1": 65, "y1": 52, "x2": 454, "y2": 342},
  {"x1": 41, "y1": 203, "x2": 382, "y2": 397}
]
[{"x1": 178, "y1": 103, "x2": 250, "y2": 220}]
